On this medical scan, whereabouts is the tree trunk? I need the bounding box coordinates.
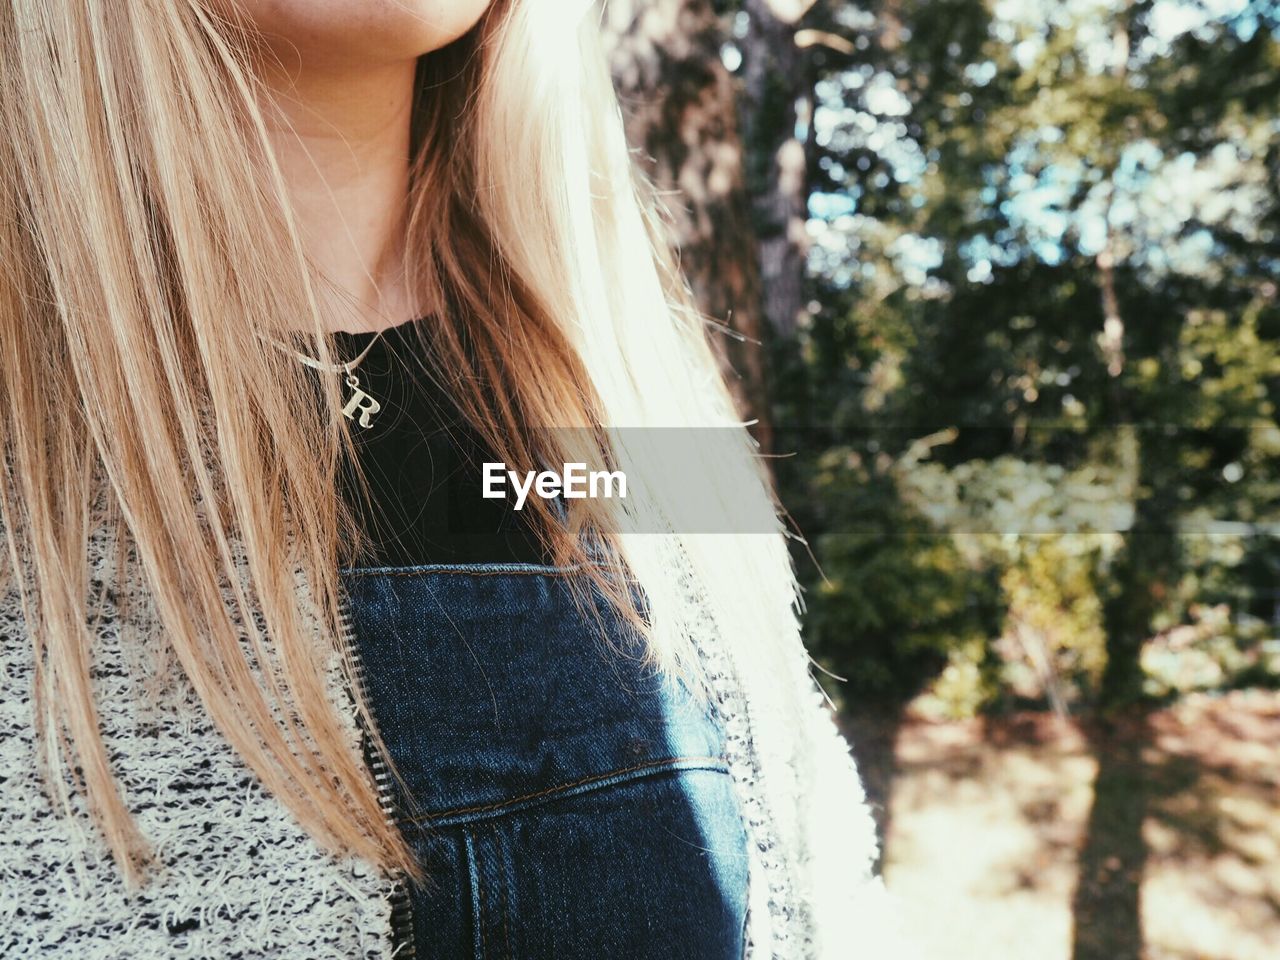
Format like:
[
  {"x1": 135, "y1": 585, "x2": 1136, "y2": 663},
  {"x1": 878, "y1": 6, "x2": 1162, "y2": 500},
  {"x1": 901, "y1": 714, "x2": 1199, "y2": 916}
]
[
  {"x1": 601, "y1": 0, "x2": 773, "y2": 452},
  {"x1": 740, "y1": 0, "x2": 815, "y2": 339}
]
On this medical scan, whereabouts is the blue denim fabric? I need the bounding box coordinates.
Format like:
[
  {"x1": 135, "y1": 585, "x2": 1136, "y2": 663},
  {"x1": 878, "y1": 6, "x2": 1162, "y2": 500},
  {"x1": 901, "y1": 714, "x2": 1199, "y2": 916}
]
[{"x1": 338, "y1": 562, "x2": 751, "y2": 959}]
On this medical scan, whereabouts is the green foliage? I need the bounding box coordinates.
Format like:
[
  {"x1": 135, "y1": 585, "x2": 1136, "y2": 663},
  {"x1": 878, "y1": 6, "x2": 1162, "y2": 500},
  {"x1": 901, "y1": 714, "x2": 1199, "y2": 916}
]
[
  {"x1": 772, "y1": 0, "x2": 1280, "y2": 716},
  {"x1": 1140, "y1": 603, "x2": 1280, "y2": 699},
  {"x1": 795, "y1": 446, "x2": 1003, "y2": 710}
]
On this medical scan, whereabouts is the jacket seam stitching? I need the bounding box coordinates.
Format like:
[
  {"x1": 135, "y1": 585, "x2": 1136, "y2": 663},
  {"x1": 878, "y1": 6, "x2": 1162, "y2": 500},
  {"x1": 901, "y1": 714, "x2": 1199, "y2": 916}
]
[
  {"x1": 339, "y1": 565, "x2": 584, "y2": 579},
  {"x1": 405, "y1": 755, "x2": 729, "y2": 824}
]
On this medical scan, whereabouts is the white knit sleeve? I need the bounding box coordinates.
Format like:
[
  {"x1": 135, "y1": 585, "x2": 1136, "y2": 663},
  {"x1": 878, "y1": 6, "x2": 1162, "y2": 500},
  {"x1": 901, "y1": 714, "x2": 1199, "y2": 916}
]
[{"x1": 792, "y1": 665, "x2": 927, "y2": 959}]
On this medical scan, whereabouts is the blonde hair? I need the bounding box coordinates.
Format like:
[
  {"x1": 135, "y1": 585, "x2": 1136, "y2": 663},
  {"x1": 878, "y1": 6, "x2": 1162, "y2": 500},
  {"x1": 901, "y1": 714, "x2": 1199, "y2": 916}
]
[{"x1": 0, "y1": 0, "x2": 808, "y2": 883}]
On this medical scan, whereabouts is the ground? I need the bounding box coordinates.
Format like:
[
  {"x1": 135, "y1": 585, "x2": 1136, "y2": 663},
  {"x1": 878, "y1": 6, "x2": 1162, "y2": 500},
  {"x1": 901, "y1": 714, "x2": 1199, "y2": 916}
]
[{"x1": 843, "y1": 689, "x2": 1280, "y2": 960}]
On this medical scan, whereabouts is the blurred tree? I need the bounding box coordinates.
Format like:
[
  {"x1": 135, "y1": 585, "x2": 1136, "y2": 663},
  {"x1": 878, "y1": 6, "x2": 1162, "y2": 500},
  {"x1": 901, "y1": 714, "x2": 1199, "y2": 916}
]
[
  {"x1": 608, "y1": 0, "x2": 1280, "y2": 715},
  {"x1": 776, "y1": 0, "x2": 1280, "y2": 711},
  {"x1": 602, "y1": 0, "x2": 773, "y2": 448},
  {"x1": 739, "y1": 0, "x2": 818, "y2": 337}
]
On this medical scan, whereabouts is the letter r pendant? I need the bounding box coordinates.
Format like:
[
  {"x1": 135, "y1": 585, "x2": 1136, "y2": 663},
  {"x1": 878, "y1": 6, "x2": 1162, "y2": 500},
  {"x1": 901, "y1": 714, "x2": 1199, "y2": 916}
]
[{"x1": 341, "y1": 373, "x2": 381, "y2": 429}]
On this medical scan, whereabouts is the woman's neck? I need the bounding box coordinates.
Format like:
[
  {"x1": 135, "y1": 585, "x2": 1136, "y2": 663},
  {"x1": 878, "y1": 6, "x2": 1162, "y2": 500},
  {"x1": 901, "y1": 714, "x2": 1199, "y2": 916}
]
[{"x1": 259, "y1": 55, "x2": 426, "y2": 334}]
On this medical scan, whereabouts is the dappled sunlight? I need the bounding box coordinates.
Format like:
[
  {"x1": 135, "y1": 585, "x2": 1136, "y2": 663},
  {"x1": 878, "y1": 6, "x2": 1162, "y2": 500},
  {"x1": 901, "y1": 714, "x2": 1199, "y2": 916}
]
[{"x1": 868, "y1": 691, "x2": 1280, "y2": 960}]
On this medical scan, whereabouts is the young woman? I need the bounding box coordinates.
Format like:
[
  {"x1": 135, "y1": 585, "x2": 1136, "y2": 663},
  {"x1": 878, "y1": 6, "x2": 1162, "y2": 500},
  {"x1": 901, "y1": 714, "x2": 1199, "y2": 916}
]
[{"x1": 0, "y1": 1, "x2": 895, "y2": 957}]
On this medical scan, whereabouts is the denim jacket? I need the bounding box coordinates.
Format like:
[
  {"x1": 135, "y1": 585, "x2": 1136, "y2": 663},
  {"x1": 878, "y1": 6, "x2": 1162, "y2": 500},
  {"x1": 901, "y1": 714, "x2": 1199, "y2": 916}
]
[{"x1": 0, "y1": 520, "x2": 903, "y2": 959}]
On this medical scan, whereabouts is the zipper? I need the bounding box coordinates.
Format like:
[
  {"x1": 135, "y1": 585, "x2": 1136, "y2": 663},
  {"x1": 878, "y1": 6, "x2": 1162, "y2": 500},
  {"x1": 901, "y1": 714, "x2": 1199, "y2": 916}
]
[{"x1": 337, "y1": 585, "x2": 418, "y2": 959}]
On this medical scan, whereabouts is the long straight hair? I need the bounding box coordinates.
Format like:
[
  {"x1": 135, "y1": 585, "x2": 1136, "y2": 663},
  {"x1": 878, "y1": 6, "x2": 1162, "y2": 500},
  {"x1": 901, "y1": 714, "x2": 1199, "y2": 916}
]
[{"x1": 0, "y1": 0, "x2": 810, "y2": 883}]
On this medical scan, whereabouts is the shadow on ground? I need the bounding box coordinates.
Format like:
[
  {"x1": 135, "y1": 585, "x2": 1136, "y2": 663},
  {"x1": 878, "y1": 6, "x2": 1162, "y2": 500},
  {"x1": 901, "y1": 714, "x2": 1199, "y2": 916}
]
[{"x1": 842, "y1": 690, "x2": 1280, "y2": 960}]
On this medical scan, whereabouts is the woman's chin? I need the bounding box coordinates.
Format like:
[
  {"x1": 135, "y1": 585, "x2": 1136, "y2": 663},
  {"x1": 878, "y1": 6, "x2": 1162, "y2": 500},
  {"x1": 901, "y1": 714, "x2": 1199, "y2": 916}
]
[{"x1": 230, "y1": 0, "x2": 495, "y2": 65}]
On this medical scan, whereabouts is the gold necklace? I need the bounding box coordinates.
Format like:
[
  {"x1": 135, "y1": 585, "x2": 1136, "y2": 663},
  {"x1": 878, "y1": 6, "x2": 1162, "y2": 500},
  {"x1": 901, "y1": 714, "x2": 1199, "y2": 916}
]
[{"x1": 260, "y1": 328, "x2": 386, "y2": 429}]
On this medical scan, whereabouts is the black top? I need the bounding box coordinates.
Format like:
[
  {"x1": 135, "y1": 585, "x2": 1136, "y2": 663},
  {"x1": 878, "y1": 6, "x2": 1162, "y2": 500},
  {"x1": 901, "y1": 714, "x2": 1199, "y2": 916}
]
[{"x1": 329, "y1": 315, "x2": 549, "y2": 568}]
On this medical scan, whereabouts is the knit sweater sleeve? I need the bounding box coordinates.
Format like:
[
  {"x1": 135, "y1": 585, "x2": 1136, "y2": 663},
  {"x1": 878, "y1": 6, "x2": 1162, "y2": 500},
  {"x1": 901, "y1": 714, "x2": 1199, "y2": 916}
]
[
  {"x1": 789, "y1": 660, "x2": 928, "y2": 959},
  {"x1": 0, "y1": 527, "x2": 396, "y2": 960}
]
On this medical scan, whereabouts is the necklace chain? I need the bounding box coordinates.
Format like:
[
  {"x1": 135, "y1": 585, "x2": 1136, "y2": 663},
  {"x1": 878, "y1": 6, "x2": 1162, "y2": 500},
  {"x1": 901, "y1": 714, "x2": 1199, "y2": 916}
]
[
  {"x1": 288, "y1": 329, "x2": 385, "y2": 374},
  {"x1": 254, "y1": 325, "x2": 387, "y2": 371},
  {"x1": 255, "y1": 327, "x2": 387, "y2": 429}
]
